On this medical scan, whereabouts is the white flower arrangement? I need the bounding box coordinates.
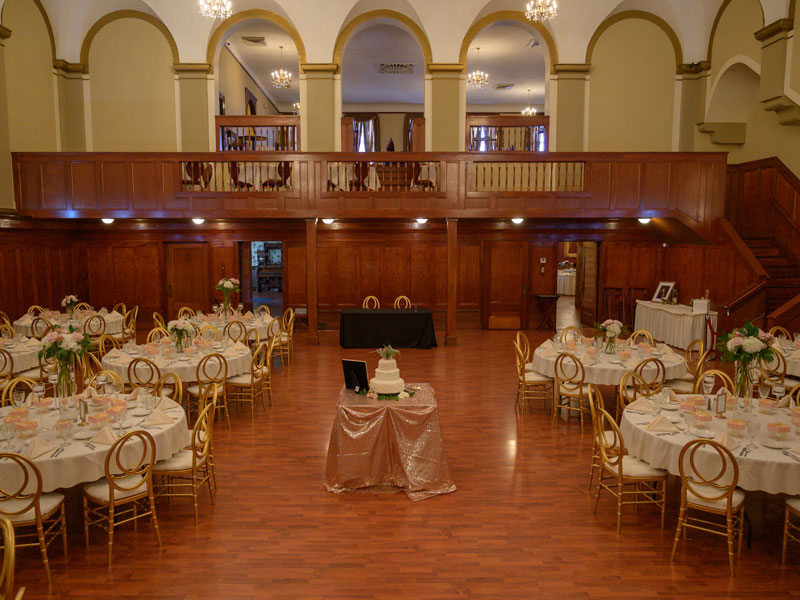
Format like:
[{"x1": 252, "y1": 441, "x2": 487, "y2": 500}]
[
  {"x1": 598, "y1": 319, "x2": 624, "y2": 339},
  {"x1": 167, "y1": 319, "x2": 192, "y2": 334},
  {"x1": 216, "y1": 278, "x2": 241, "y2": 293},
  {"x1": 61, "y1": 294, "x2": 79, "y2": 308}
]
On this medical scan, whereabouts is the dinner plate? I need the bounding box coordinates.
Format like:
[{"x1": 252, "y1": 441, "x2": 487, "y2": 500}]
[
  {"x1": 73, "y1": 429, "x2": 93, "y2": 440},
  {"x1": 661, "y1": 403, "x2": 679, "y2": 411},
  {"x1": 763, "y1": 439, "x2": 794, "y2": 449},
  {"x1": 609, "y1": 359, "x2": 622, "y2": 365},
  {"x1": 689, "y1": 428, "x2": 715, "y2": 439},
  {"x1": 132, "y1": 408, "x2": 151, "y2": 417}
]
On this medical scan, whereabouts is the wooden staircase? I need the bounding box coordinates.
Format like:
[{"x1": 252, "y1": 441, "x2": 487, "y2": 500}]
[{"x1": 744, "y1": 238, "x2": 800, "y2": 314}]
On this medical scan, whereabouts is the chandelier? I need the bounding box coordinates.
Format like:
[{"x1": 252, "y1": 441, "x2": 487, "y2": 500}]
[
  {"x1": 199, "y1": 0, "x2": 232, "y2": 20},
  {"x1": 271, "y1": 45, "x2": 292, "y2": 89},
  {"x1": 467, "y1": 47, "x2": 489, "y2": 89},
  {"x1": 525, "y1": 0, "x2": 558, "y2": 23},
  {"x1": 521, "y1": 89, "x2": 537, "y2": 116}
]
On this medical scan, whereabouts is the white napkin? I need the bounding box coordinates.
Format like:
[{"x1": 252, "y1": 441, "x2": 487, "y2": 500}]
[
  {"x1": 17, "y1": 314, "x2": 32, "y2": 325},
  {"x1": 109, "y1": 310, "x2": 122, "y2": 318},
  {"x1": 645, "y1": 414, "x2": 678, "y2": 432},
  {"x1": 125, "y1": 388, "x2": 140, "y2": 403},
  {"x1": 244, "y1": 311, "x2": 254, "y2": 318},
  {"x1": 788, "y1": 445, "x2": 800, "y2": 459},
  {"x1": 538, "y1": 344, "x2": 557, "y2": 358},
  {"x1": 28, "y1": 436, "x2": 57, "y2": 459},
  {"x1": 790, "y1": 350, "x2": 800, "y2": 361},
  {"x1": 104, "y1": 348, "x2": 132, "y2": 362},
  {"x1": 779, "y1": 394, "x2": 793, "y2": 408},
  {"x1": 223, "y1": 346, "x2": 239, "y2": 358},
  {"x1": 79, "y1": 387, "x2": 99, "y2": 401},
  {"x1": 714, "y1": 432, "x2": 740, "y2": 451},
  {"x1": 233, "y1": 341, "x2": 249, "y2": 352},
  {"x1": 627, "y1": 398, "x2": 657, "y2": 413},
  {"x1": 156, "y1": 397, "x2": 174, "y2": 411},
  {"x1": 541, "y1": 339, "x2": 556, "y2": 351},
  {"x1": 668, "y1": 389, "x2": 680, "y2": 404},
  {"x1": 90, "y1": 426, "x2": 117, "y2": 445},
  {"x1": 141, "y1": 409, "x2": 174, "y2": 426},
  {"x1": 623, "y1": 358, "x2": 640, "y2": 370}
]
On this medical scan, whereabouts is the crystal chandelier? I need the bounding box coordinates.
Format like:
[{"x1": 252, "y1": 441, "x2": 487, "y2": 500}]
[
  {"x1": 467, "y1": 47, "x2": 489, "y2": 90},
  {"x1": 271, "y1": 46, "x2": 292, "y2": 89},
  {"x1": 199, "y1": 0, "x2": 232, "y2": 20},
  {"x1": 525, "y1": 0, "x2": 558, "y2": 23},
  {"x1": 521, "y1": 89, "x2": 537, "y2": 116}
]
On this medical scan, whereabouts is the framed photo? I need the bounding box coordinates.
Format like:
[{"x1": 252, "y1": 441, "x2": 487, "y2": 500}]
[
  {"x1": 652, "y1": 281, "x2": 676, "y2": 302},
  {"x1": 342, "y1": 359, "x2": 369, "y2": 393}
]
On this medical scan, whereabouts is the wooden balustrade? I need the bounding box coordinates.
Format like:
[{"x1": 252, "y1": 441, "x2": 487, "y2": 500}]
[
  {"x1": 466, "y1": 115, "x2": 549, "y2": 152},
  {"x1": 216, "y1": 116, "x2": 299, "y2": 152},
  {"x1": 12, "y1": 151, "x2": 725, "y2": 234}
]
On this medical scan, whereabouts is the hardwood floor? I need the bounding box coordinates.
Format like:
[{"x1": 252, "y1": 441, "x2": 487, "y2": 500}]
[{"x1": 14, "y1": 322, "x2": 800, "y2": 599}]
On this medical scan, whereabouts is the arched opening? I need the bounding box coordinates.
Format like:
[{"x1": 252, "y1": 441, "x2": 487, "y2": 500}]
[{"x1": 699, "y1": 60, "x2": 760, "y2": 144}]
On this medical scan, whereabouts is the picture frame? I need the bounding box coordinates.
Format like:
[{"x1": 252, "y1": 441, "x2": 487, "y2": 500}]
[{"x1": 652, "y1": 281, "x2": 676, "y2": 302}]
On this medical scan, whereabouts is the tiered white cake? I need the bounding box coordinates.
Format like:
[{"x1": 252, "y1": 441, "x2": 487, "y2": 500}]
[{"x1": 369, "y1": 358, "x2": 405, "y2": 394}]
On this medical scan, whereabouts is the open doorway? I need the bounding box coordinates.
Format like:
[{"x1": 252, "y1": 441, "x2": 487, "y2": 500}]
[{"x1": 250, "y1": 242, "x2": 283, "y2": 316}]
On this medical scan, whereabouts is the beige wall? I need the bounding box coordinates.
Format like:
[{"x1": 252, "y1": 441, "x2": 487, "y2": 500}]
[
  {"x1": 178, "y1": 74, "x2": 210, "y2": 151},
  {"x1": 0, "y1": 40, "x2": 13, "y2": 210},
  {"x1": 89, "y1": 18, "x2": 176, "y2": 152},
  {"x1": 2, "y1": 0, "x2": 57, "y2": 152},
  {"x1": 710, "y1": 0, "x2": 763, "y2": 84},
  {"x1": 56, "y1": 74, "x2": 85, "y2": 151},
  {"x1": 377, "y1": 113, "x2": 405, "y2": 150},
  {"x1": 792, "y1": 6, "x2": 800, "y2": 95},
  {"x1": 429, "y1": 74, "x2": 461, "y2": 151},
  {"x1": 304, "y1": 73, "x2": 335, "y2": 151},
  {"x1": 216, "y1": 48, "x2": 278, "y2": 116},
  {"x1": 587, "y1": 19, "x2": 675, "y2": 152},
  {"x1": 553, "y1": 75, "x2": 586, "y2": 151}
]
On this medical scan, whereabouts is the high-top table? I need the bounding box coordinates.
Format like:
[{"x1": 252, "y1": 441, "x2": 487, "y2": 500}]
[
  {"x1": 339, "y1": 308, "x2": 437, "y2": 349},
  {"x1": 325, "y1": 384, "x2": 455, "y2": 501},
  {"x1": 634, "y1": 300, "x2": 717, "y2": 350}
]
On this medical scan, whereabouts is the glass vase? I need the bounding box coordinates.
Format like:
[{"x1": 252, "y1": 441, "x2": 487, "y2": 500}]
[
  {"x1": 223, "y1": 292, "x2": 231, "y2": 322},
  {"x1": 66, "y1": 305, "x2": 74, "y2": 319},
  {"x1": 735, "y1": 359, "x2": 754, "y2": 411},
  {"x1": 604, "y1": 336, "x2": 616, "y2": 354},
  {"x1": 176, "y1": 335, "x2": 184, "y2": 353},
  {"x1": 56, "y1": 357, "x2": 76, "y2": 399}
]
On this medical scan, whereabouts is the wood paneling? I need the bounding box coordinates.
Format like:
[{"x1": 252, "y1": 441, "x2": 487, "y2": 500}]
[
  {"x1": 483, "y1": 242, "x2": 527, "y2": 330},
  {"x1": 209, "y1": 242, "x2": 239, "y2": 306},
  {"x1": 165, "y1": 244, "x2": 205, "y2": 318}
]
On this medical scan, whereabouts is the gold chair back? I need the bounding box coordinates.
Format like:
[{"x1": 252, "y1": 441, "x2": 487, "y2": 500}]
[
  {"x1": 554, "y1": 352, "x2": 585, "y2": 396},
  {"x1": 618, "y1": 371, "x2": 649, "y2": 417},
  {"x1": 393, "y1": 295, "x2": 411, "y2": 309},
  {"x1": 244, "y1": 327, "x2": 260, "y2": 348},
  {"x1": 199, "y1": 325, "x2": 221, "y2": 342},
  {"x1": 0, "y1": 452, "x2": 43, "y2": 524},
  {"x1": 759, "y1": 348, "x2": 787, "y2": 386},
  {"x1": 191, "y1": 400, "x2": 216, "y2": 466},
  {"x1": 769, "y1": 325, "x2": 792, "y2": 340},
  {"x1": 178, "y1": 307, "x2": 196, "y2": 319},
  {"x1": 153, "y1": 311, "x2": 166, "y2": 330},
  {"x1": 122, "y1": 307, "x2": 138, "y2": 342},
  {"x1": 146, "y1": 327, "x2": 170, "y2": 344},
  {"x1": 199, "y1": 381, "x2": 219, "y2": 416},
  {"x1": 362, "y1": 296, "x2": 380, "y2": 309},
  {"x1": 30, "y1": 317, "x2": 52, "y2": 340},
  {"x1": 787, "y1": 382, "x2": 800, "y2": 406},
  {"x1": 595, "y1": 409, "x2": 625, "y2": 469},
  {"x1": 515, "y1": 331, "x2": 531, "y2": 363},
  {"x1": 196, "y1": 354, "x2": 228, "y2": 393},
  {"x1": 26, "y1": 305, "x2": 44, "y2": 316},
  {"x1": 84, "y1": 314, "x2": 106, "y2": 338},
  {"x1": 559, "y1": 326, "x2": 582, "y2": 343},
  {"x1": 633, "y1": 358, "x2": 665, "y2": 394},
  {"x1": 112, "y1": 303, "x2": 126, "y2": 315},
  {"x1": 81, "y1": 352, "x2": 104, "y2": 379},
  {"x1": 629, "y1": 329, "x2": 654, "y2": 346},
  {"x1": 587, "y1": 383, "x2": 605, "y2": 429},
  {"x1": 127, "y1": 358, "x2": 161, "y2": 390},
  {"x1": 86, "y1": 369, "x2": 124, "y2": 392},
  {"x1": 0, "y1": 323, "x2": 14, "y2": 340},
  {"x1": 685, "y1": 338, "x2": 705, "y2": 373},
  {"x1": 103, "y1": 430, "x2": 156, "y2": 501},
  {"x1": 0, "y1": 310, "x2": 10, "y2": 327},
  {"x1": 693, "y1": 369, "x2": 734, "y2": 394},
  {"x1": 255, "y1": 304, "x2": 271, "y2": 317},
  {"x1": 1, "y1": 378, "x2": 35, "y2": 408},
  {"x1": 223, "y1": 320, "x2": 247, "y2": 343},
  {"x1": 0, "y1": 517, "x2": 20, "y2": 600},
  {"x1": 154, "y1": 371, "x2": 183, "y2": 407},
  {"x1": 0, "y1": 351, "x2": 14, "y2": 387},
  {"x1": 74, "y1": 302, "x2": 91, "y2": 312},
  {"x1": 677, "y1": 439, "x2": 739, "y2": 508},
  {"x1": 97, "y1": 334, "x2": 121, "y2": 358},
  {"x1": 267, "y1": 318, "x2": 282, "y2": 339}
]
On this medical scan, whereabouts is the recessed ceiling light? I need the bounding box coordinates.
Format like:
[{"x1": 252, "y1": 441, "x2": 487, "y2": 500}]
[
  {"x1": 101, "y1": 218, "x2": 115, "y2": 224},
  {"x1": 416, "y1": 218, "x2": 428, "y2": 224},
  {"x1": 322, "y1": 218, "x2": 334, "y2": 225},
  {"x1": 192, "y1": 218, "x2": 205, "y2": 225},
  {"x1": 512, "y1": 218, "x2": 524, "y2": 224},
  {"x1": 638, "y1": 218, "x2": 651, "y2": 224}
]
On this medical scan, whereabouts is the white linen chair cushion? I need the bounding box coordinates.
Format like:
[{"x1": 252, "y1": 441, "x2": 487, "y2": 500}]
[
  {"x1": 83, "y1": 475, "x2": 147, "y2": 503},
  {"x1": 558, "y1": 384, "x2": 592, "y2": 395},
  {"x1": 227, "y1": 373, "x2": 253, "y2": 386},
  {"x1": 186, "y1": 385, "x2": 201, "y2": 396},
  {"x1": 523, "y1": 371, "x2": 551, "y2": 384},
  {"x1": 524, "y1": 362, "x2": 535, "y2": 372},
  {"x1": 686, "y1": 485, "x2": 745, "y2": 511},
  {"x1": 154, "y1": 449, "x2": 204, "y2": 472},
  {"x1": 0, "y1": 493, "x2": 64, "y2": 523},
  {"x1": 787, "y1": 497, "x2": 800, "y2": 513},
  {"x1": 605, "y1": 456, "x2": 666, "y2": 479}
]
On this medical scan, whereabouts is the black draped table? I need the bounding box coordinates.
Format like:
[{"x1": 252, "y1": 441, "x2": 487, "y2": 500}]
[{"x1": 339, "y1": 308, "x2": 437, "y2": 349}]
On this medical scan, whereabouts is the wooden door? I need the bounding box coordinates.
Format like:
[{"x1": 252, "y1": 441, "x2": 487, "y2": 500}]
[
  {"x1": 577, "y1": 242, "x2": 598, "y2": 325},
  {"x1": 209, "y1": 242, "x2": 240, "y2": 306},
  {"x1": 166, "y1": 244, "x2": 209, "y2": 319},
  {"x1": 482, "y1": 241, "x2": 528, "y2": 329}
]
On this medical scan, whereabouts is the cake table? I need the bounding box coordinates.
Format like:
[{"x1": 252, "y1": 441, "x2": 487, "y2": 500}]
[{"x1": 325, "y1": 383, "x2": 456, "y2": 501}]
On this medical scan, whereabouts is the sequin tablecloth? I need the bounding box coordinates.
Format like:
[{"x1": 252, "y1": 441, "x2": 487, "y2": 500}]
[{"x1": 325, "y1": 383, "x2": 456, "y2": 501}]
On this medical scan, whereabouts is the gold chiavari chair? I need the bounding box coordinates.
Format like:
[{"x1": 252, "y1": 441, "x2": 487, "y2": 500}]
[
  {"x1": 515, "y1": 331, "x2": 533, "y2": 371},
  {"x1": 0, "y1": 310, "x2": 10, "y2": 327},
  {"x1": 187, "y1": 354, "x2": 229, "y2": 427},
  {"x1": 74, "y1": 302, "x2": 91, "y2": 312},
  {"x1": 255, "y1": 304, "x2": 270, "y2": 317},
  {"x1": 617, "y1": 371, "x2": 649, "y2": 420},
  {"x1": 244, "y1": 327, "x2": 260, "y2": 350},
  {"x1": 153, "y1": 398, "x2": 217, "y2": 524},
  {"x1": 671, "y1": 439, "x2": 745, "y2": 575},
  {"x1": 759, "y1": 348, "x2": 799, "y2": 389},
  {"x1": 0, "y1": 453, "x2": 67, "y2": 585},
  {"x1": 80, "y1": 352, "x2": 104, "y2": 384},
  {"x1": 199, "y1": 325, "x2": 221, "y2": 342},
  {"x1": 152, "y1": 311, "x2": 166, "y2": 330},
  {"x1": 787, "y1": 382, "x2": 800, "y2": 405},
  {"x1": 153, "y1": 371, "x2": 182, "y2": 406},
  {"x1": 97, "y1": 334, "x2": 122, "y2": 358},
  {"x1": 1, "y1": 378, "x2": 35, "y2": 408},
  {"x1": 693, "y1": 369, "x2": 734, "y2": 394},
  {"x1": 146, "y1": 327, "x2": 170, "y2": 344},
  {"x1": 633, "y1": 358, "x2": 665, "y2": 395},
  {"x1": 665, "y1": 344, "x2": 711, "y2": 393},
  {"x1": 262, "y1": 337, "x2": 276, "y2": 404},
  {"x1": 559, "y1": 325, "x2": 583, "y2": 343},
  {"x1": 627, "y1": 329, "x2": 655, "y2": 346},
  {"x1": 783, "y1": 497, "x2": 800, "y2": 564},
  {"x1": 280, "y1": 308, "x2": 295, "y2": 366},
  {"x1": 267, "y1": 318, "x2": 284, "y2": 368},
  {"x1": 178, "y1": 306, "x2": 196, "y2": 319},
  {"x1": 0, "y1": 323, "x2": 14, "y2": 340},
  {"x1": 362, "y1": 296, "x2": 380, "y2": 309},
  {"x1": 593, "y1": 408, "x2": 668, "y2": 534},
  {"x1": 393, "y1": 295, "x2": 411, "y2": 309},
  {"x1": 552, "y1": 353, "x2": 590, "y2": 432},
  {"x1": 26, "y1": 305, "x2": 44, "y2": 316},
  {"x1": 197, "y1": 383, "x2": 219, "y2": 492},
  {"x1": 86, "y1": 369, "x2": 125, "y2": 393},
  {"x1": 513, "y1": 339, "x2": 552, "y2": 414},
  {"x1": 0, "y1": 517, "x2": 25, "y2": 600},
  {"x1": 127, "y1": 357, "x2": 161, "y2": 391},
  {"x1": 0, "y1": 351, "x2": 14, "y2": 393},
  {"x1": 121, "y1": 307, "x2": 138, "y2": 344},
  {"x1": 83, "y1": 314, "x2": 106, "y2": 356},
  {"x1": 769, "y1": 325, "x2": 792, "y2": 340},
  {"x1": 29, "y1": 317, "x2": 52, "y2": 340},
  {"x1": 82, "y1": 430, "x2": 162, "y2": 565},
  {"x1": 222, "y1": 320, "x2": 247, "y2": 344},
  {"x1": 112, "y1": 302, "x2": 126, "y2": 315},
  {"x1": 587, "y1": 383, "x2": 612, "y2": 492},
  {"x1": 226, "y1": 342, "x2": 267, "y2": 420}
]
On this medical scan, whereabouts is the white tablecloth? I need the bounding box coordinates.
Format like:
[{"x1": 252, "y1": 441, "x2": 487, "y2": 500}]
[
  {"x1": 0, "y1": 397, "x2": 189, "y2": 492},
  {"x1": 101, "y1": 343, "x2": 251, "y2": 384},
  {"x1": 190, "y1": 315, "x2": 276, "y2": 341},
  {"x1": 620, "y1": 401, "x2": 800, "y2": 496},
  {"x1": 0, "y1": 337, "x2": 40, "y2": 374},
  {"x1": 13, "y1": 310, "x2": 124, "y2": 337},
  {"x1": 532, "y1": 343, "x2": 687, "y2": 386},
  {"x1": 634, "y1": 301, "x2": 717, "y2": 350},
  {"x1": 557, "y1": 271, "x2": 576, "y2": 295}
]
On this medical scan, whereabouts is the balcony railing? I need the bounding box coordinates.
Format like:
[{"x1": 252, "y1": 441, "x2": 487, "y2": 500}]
[
  {"x1": 466, "y1": 115, "x2": 549, "y2": 152},
  {"x1": 216, "y1": 116, "x2": 299, "y2": 152}
]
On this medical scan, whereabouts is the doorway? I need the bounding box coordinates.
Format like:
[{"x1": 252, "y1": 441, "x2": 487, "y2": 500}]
[{"x1": 249, "y1": 242, "x2": 283, "y2": 316}]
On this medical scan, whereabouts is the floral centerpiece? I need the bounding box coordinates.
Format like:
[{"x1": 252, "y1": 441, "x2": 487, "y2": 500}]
[
  {"x1": 377, "y1": 345, "x2": 400, "y2": 360},
  {"x1": 597, "y1": 319, "x2": 624, "y2": 354},
  {"x1": 167, "y1": 318, "x2": 193, "y2": 353},
  {"x1": 216, "y1": 278, "x2": 240, "y2": 317},
  {"x1": 38, "y1": 326, "x2": 90, "y2": 398},
  {"x1": 61, "y1": 294, "x2": 79, "y2": 318},
  {"x1": 717, "y1": 320, "x2": 774, "y2": 400}
]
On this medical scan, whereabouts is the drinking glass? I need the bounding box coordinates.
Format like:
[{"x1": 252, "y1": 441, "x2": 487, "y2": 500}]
[
  {"x1": 758, "y1": 382, "x2": 771, "y2": 400},
  {"x1": 212, "y1": 304, "x2": 219, "y2": 316},
  {"x1": 774, "y1": 382, "x2": 786, "y2": 400},
  {"x1": 114, "y1": 406, "x2": 127, "y2": 434},
  {"x1": 96, "y1": 374, "x2": 108, "y2": 395},
  {"x1": 702, "y1": 375, "x2": 714, "y2": 398},
  {"x1": 0, "y1": 422, "x2": 16, "y2": 451},
  {"x1": 11, "y1": 391, "x2": 25, "y2": 410},
  {"x1": 56, "y1": 419, "x2": 73, "y2": 448}
]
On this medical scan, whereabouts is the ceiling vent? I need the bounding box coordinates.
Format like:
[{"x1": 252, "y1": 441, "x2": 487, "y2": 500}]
[
  {"x1": 495, "y1": 83, "x2": 514, "y2": 90},
  {"x1": 240, "y1": 36, "x2": 267, "y2": 46},
  {"x1": 377, "y1": 63, "x2": 415, "y2": 74}
]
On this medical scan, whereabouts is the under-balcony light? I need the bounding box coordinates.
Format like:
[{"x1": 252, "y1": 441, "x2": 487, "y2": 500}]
[
  {"x1": 638, "y1": 218, "x2": 651, "y2": 224},
  {"x1": 322, "y1": 218, "x2": 335, "y2": 225},
  {"x1": 192, "y1": 218, "x2": 206, "y2": 225},
  {"x1": 512, "y1": 218, "x2": 525, "y2": 224},
  {"x1": 101, "y1": 218, "x2": 115, "y2": 224},
  {"x1": 416, "y1": 218, "x2": 428, "y2": 224}
]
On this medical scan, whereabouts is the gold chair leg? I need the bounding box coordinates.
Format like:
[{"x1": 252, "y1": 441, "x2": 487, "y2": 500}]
[
  {"x1": 727, "y1": 514, "x2": 735, "y2": 576},
  {"x1": 616, "y1": 480, "x2": 622, "y2": 534},
  {"x1": 61, "y1": 506, "x2": 68, "y2": 557},
  {"x1": 36, "y1": 522, "x2": 51, "y2": 585},
  {"x1": 150, "y1": 493, "x2": 162, "y2": 547},
  {"x1": 83, "y1": 496, "x2": 90, "y2": 547},
  {"x1": 671, "y1": 504, "x2": 685, "y2": 562},
  {"x1": 107, "y1": 506, "x2": 115, "y2": 565},
  {"x1": 783, "y1": 506, "x2": 790, "y2": 565},
  {"x1": 192, "y1": 474, "x2": 199, "y2": 525}
]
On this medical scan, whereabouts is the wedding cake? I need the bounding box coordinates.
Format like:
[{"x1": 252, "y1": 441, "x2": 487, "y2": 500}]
[{"x1": 370, "y1": 351, "x2": 405, "y2": 395}]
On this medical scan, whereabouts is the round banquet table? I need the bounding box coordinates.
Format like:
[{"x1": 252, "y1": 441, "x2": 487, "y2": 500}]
[
  {"x1": 620, "y1": 401, "x2": 800, "y2": 495},
  {"x1": 101, "y1": 342, "x2": 252, "y2": 384},
  {"x1": 0, "y1": 397, "x2": 189, "y2": 493},
  {"x1": 190, "y1": 314, "x2": 277, "y2": 340},
  {"x1": 0, "y1": 337, "x2": 41, "y2": 374},
  {"x1": 531, "y1": 343, "x2": 687, "y2": 386},
  {"x1": 557, "y1": 270, "x2": 576, "y2": 295},
  {"x1": 774, "y1": 340, "x2": 800, "y2": 380},
  {"x1": 12, "y1": 310, "x2": 124, "y2": 337}
]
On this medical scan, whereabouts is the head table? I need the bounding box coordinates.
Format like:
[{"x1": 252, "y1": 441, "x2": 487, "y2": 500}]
[
  {"x1": 620, "y1": 397, "x2": 800, "y2": 496},
  {"x1": 0, "y1": 397, "x2": 189, "y2": 493},
  {"x1": 13, "y1": 310, "x2": 124, "y2": 337}
]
